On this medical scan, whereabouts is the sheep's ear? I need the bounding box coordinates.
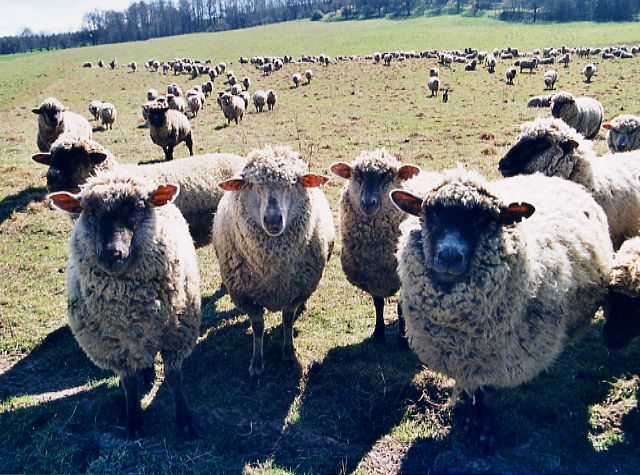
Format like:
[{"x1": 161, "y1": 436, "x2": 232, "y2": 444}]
[
  {"x1": 499, "y1": 202, "x2": 535, "y2": 225},
  {"x1": 32, "y1": 153, "x2": 51, "y2": 165},
  {"x1": 88, "y1": 151, "x2": 109, "y2": 164},
  {"x1": 218, "y1": 178, "x2": 247, "y2": 191},
  {"x1": 390, "y1": 190, "x2": 422, "y2": 217},
  {"x1": 602, "y1": 122, "x2": 612, "y2": 130},
  {"x1": 48, "y1": 192, "x2": 82, "y2": 215},
  {"x1": 31, "y1": 107, "x2": 41, "y2": 114},
  {"x1": 329, "y1": 162, "x2": 352, "y2": 179},
  {"x1": 299, "y1": 173, "x2": 329, "y2": 188},
  {"x1": 560, "y1": 139, "x2": 579, "y2": 153},
  {"x1": 149, "y1": 184, "x2": 179, "y2": 207},
  {"x1": 398, "y1": 165, "x2": 421, "y2": 181}
]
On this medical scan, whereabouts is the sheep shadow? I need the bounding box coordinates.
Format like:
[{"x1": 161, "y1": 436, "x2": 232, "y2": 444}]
[
  {"x1": 0, "y1": 185, "x2": 47, "y2": 226},
  {"x1": 200, "y1": 283, "x2": 243, "y2": 333},
  {"x1": 136, "y1": 158, "x2": 168, "y2": 166},
  {"x1": 397, "y1": 322, "x2": 640, "y2": 474},
  {"x1": 214, "y1": 124, "x2": 227, "y2": 131}
]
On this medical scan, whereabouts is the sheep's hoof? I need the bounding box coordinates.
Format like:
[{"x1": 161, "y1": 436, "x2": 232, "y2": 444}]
[{"x1": 249, "y1": 361, "x2": 264, "y2": 379}]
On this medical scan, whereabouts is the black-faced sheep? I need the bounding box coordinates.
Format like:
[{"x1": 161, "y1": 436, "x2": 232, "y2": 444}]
[
  {"x1": 292, "y1": 73, "x2": 302, "y2": 87},
  {"x1": 252, "y1": 90, "x2": 267, "y2": 112},
  {"x1": 32, "y1": 97, "x2": 92, "y2": 152},
  {"x1": 428, "y1": 76, "x2": 440, "y2": 97},
  {"x1": 550, "y1": 91, "x2": 603, "y2": 140},
  {"x1": 218, "y1": 92, "x2": 245, "y2": 125},
  {"x1": 146, "y1": 103, "x2": 193, "y2": 160},
  {"x1": 527, "y1": 94, "x2": 554, "y2": 108},
  {"x1": 583, "y1": 63, "x2": 597, "y2": 82},
  {"x1": 543, "y1": 70, "x2": 558, "y2": 90},
  {"x1": 266, "y1": 90, "x2": 277, "y2": 111},
  {"x1": 98, "y1": 102, "x2": 117, "y2": 130},
  {"x1": 88, "y1": 100, "x2": 102, "y2": 121},
  {"x1": 603, "y1": 114, "x2": 640, "y2": 153},
  {"x1": 505, "y1": 68, "x2": 517, "y2": 85}
]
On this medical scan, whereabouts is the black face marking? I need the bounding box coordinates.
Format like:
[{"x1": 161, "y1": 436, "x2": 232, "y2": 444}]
[
  {"x1": 46, "y1": 148, "x2": 96, "y2": 192},
  {"x1": 148, "y1": 108, "x2": 167, "y2": 127},
  {"x1": 498, "y1": 137, "x2": 552, "y2": 177},
  {"x1": 356, "y1": 170, "x2": 393, "y2": 215},
  {"x1": 603, "y1": 291, "x2": 640, "y2": 350}
]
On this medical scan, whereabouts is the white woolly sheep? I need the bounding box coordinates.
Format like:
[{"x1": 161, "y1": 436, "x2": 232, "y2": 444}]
[
  {"x1": 98, "y1": 102, "x2": 117, "y2": 130},
  {"x1": 550, "y1": 91, "x2": 604, "y2": 140},
  {"x1": 428, "y1": 76, "x2": 440, "y2": 97},
  {"x1": 187, "y1": 94, "x2": 202, "y2": 118},
  {"x1": 543, "y1": 69, "x2": 558, "y2": 90},
  {"x1": 583, "y1": 63, "x2": 597, "y2": 83},
  {"x1": 32, "y1": 97, "x2": 92, "y2": 152},
  {"x1": 266, "y1": 90, "x2": 277, "y2": 111},
  {"x1": 88, "y1": 100, "x2": 102, "y2": 120},
  {"x1": 464, "y1": 59, "x2": 477, "y2": 71},
  {"x1": 109, "y1": 59, "x2": 117, "y2": 69},
  {"x1": 49, "y1": 171, "x2": 201, "y2": 439},
  {"x1": 252, "y1": 90, "x2": 267, "y2": 113},
  {"x1": 292, "y1": 73, "x2": 302, "y2": 87},
  {"x1": 218, "y1": 92, "x2": 245, "y2": 125},
  {"x1": 33, "y1": 134, "x2": 244, "y2": 247},
  {"x1": 146, "y1": 103, "x2": 193, "y2": 160},
  {"x1": 486, "y1": 55, "x2": 496, "y2": 73},
  {"x1": 603, "y1": 114, "x2": 640, "y2": 153},
  {"x1": 147, "y1": 88, "x2": 159, "y2": 101},
  {"x1": 167, "y1": 94, "x2": 186, "y2": 114},
  {"x1": 518, "y1": 58, "x2": 538, "y2": 74},
  {"x1": 230, "y1": 84, "x2": 243, "y2": 96},
  {"x1": 499, "y1": 117, "x2": 640, "y2": 249},
  {"x1": 330, "y1": 149, "x2": 421, "y2": 345},
  {"x1": 305, "y1": 70, "x2": 313, "y2": 83},
  {"x1": 527, "y1": 94, "x2": 554, "y2": 108},
  {"x1": 391, "y1": 168, "x2": 612, "y2": 453},
  {"x1": 505, "y1": 68, "x2": 517, "y2": 85},
  {"x1": 429, "y1": 67, "x2": 439, "y2": 78},
  {"x1": 213, "y1": 145, "x2": 335, "y2": 377}
]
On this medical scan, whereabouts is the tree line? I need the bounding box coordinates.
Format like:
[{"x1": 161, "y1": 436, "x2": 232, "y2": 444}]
[{"x1": 1, "y1": 0, "x2": 638, "y2": 55}]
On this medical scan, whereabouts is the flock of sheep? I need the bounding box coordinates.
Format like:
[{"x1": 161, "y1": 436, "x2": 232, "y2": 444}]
[{"x1": 25, "y1": 40, "x2": 640, "y2": 454}]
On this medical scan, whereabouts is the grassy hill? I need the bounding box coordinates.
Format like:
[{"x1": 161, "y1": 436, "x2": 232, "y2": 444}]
[{"x1": 0, "y1": 16, "x2": 639, "y2": 474}]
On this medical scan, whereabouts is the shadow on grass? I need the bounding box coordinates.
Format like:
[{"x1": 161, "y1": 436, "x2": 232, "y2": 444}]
[
  {"x1": 397, "y1": 323, "x2": 640, "y2": 474},
  {"x1": 0, "y1": 186, "x2": 47, "y2": 226}
]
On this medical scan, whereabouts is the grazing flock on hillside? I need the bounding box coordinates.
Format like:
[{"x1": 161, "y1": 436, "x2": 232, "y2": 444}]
[{"x1": 31, "y1": 41, "x2": 640, "y2": 454}]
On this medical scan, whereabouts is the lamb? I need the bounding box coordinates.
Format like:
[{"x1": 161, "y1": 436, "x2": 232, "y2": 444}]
[
  {"x1": 213, "y1": 145, "x2": 335, "y2": 377},
  {"x1": 292, "y1": 73, "x2": 302, "y2": 87},
  {"x1": 33, "y1": 134, "x2": 244, "y2": 247},
  {"x1": 498, "y1": 117, "x2": 640, "y2": 249},
  {"x1": 391, "y1": 168, "x2": 612, "y2": 453},
  {"x1": 527, "y1": 94, "x2": 554, "y2": 108},
  {"x1": 305, "y1": 70, "x2": 313, "y2": 83},
  {"x1": 48, "y1": 171, "x2": 201, "y2": 439},
  {"x1": 543, "y1": 69, "x2": 558, "y2": 90},
  {"x1": 518, "y1": 58, "x2": 538, "y2": 73},
  {"x1": 550, "y1": 91, "x2": 604, "y2": 140},
  {"x1": 218, "y1": 92, "x2": 245, "y2": 125},
  {"x1": 146, "y1": 103, "x2": 194, "y2": 160},
  {"x1": 558, "y1": 52, "x2": 571, "y2": 67},
  {"x1": 505, "y1": 67, "x2": 517, "y2": 85},
  {"x1": 583, "y1": 63, "x2": 597, "y2": 82},
  {"x1": 32, "y1": 97, "x2": 93, "y2": 152},
  {"x1": 98, "y1": 102, "x2": 117, "y2": 130},
  {"x1": 427, "y1": 76, "x2": 440, "y2": 97},
  {"x1": 88, "y1": 100, "x2": 102, "y2": 120},
  {"x1": 266, "y1": 90, "x2": 277, "y2": 111},
  {"x1": 603, "y1": 237, "x2": 640, "y2": 349},
  {"x1": 252, "y1": 90, "x2": 267, "y2": 112},
  {"x1": 330, "y1": 149, "x2": 421, "y2": 345},
  {"x1": 603, "y1": 114, "x2": 640, "y2": 153}
]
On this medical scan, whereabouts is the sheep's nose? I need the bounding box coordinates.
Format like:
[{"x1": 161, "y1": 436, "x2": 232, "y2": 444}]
[
  {"x1": 103, "y1": 246, "x2": 124, "y2": 263},
  {"x1": 263, "y1": 214, "x2": 284, "y2": 236},
  {"x1": 360, "y1": 195, "x2": 380, "y2": 214},
  {"x1": 434, "y1": 246, "x2": 466, "y2": 275}
]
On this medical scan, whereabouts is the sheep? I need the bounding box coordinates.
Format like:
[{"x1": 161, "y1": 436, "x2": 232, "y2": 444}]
[
  {"x1": 292, "y1": 73, "x2": 302, "y2": 87},
  {"x1": 187, "y1": 94, "x2": 202, "y2": 118},
  {"x1": 391, "y1": 168, "x2": 612, "y2": 453},
  {"x1": 330, "y1": 149, "x2": 421, "y2": 345},
  {"x1": 109, "y1": 59, "x2": 117, "y2": 69},
  {"x1": 427, "y1": 76, "x2": 440, "y2": 97},
  {"x1": 230, "y1": 84, "x2": 243, "y2": 96},
  {"x1": 33, "y1": 134, "x2": 244, "y2": 247},
  {"x1": 146, "y1": 103, "x2": 193, "y2": 161},
  {"x1": 48, "y1": 171, "x2": 201, "y2": 439},
  {"x1": 518, "y1": 58, "x2": 538, "y2": 74},
  {"x1": 212, "y1": 145, "x2": 335, "y2": 377},
  {"x1": 464, "y1": 59, "x2": 477, "y2": 71},
  {"x1": 98, "y1": 102, "x2": 117, "y2": 130},
  {"x1": 147, "y1": 88, "x2": 159, "y2": 101},
  {"x1": 242, "y1": 76, "x2": 251, "y2": 91},
  {"x1": 218, "y1": 92, "x2": 245, "y2": 125},
  {"x1": 543, "y1": 69, "x2": 558, "y2": 90},
  {"x1": 429, "y1": 67, "x2": 439, "y2": 78},
  {"x1": 88, "y1": 100, "x2": 103, "y2": 120},
  {"x1": 505, "y1": 67, "x2": 517, "y2": 85},
  {"x1": 82, "y1": 61, "x2": 92, "y2": 68},
  {"x1": 603, "y1": 237, "x2": 640, "y2": 349},
  {"x1": 266, "y1": 90, "x2": 277, "y2": 111},
  {"x1": 32, "y1": 97, "x2": 92, "y2": 152},
  {"x1": 98, "y1": 59, "x2": 105, "y2": 68},
  {"x1": 498, "y1": 117, "x2": 640, "y2": 249},
  {"x1": 305, "y1": 70, "x2": 313, "y2": 84},
  {"x1": 252, "y1": 90, "x2": 267, "y2": 113},
  {"x1": 526, "y1": 94, "x2": 553, "y2": 108},
  {"x1": 603, "y1": 114, "x2": 640, "y2": 153},
  {"x1": 167, "y1": 94, "x2": 186, "y2": 114},
  {"x1": 550, "y1": 91, "x2": 604, "y2": 140},
  {"x1": 486, "y1": 55, "x2": 496, "y2": 73},
  {"x1": 583, "y1": 63, "x2": 597, "y2": 82},
  {"x1": 558, "y1": 52, "x2": 571, "y2": 67},
  {"x1": 201, "y1": 81, "x2": 213, "y2": 97},
  {"x1": 442, "y1": 87, "x2": 452, "y2": 103},
  {"x1": 128, "y1": 61, "x2": 138, "y2": 72}
]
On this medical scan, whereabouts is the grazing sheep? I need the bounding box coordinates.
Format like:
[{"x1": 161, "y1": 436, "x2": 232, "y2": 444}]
[
  {"x1": 305, "y1": 70, "x2": 313, "y2": 84},
  {"x1": 266, "y1": 90, "x2": 277, "y2": 111},
  {"x1": 505, "y1": 68, "x2": 517, "y2": 85},
  {"x1": 464, "y1": 59, "x2": 477, "y2": 71},
  {"x1": 428, "y1": 76, "x2": 440, "y2": 97},
  {"x1": 498, "y1": 117, "x2": 640, "y2": 249},
  {"x1": 550, "y1": 91, "x2": 604, "y2": 140},
  {"x1": 33, "y1": 134, "x2": 244, "y2": 247},
  {"x1": 242, "y1": 76, "x2": 251, "y2": 91},
  {"x1": 543, "y1": 70, "x2": 558, "y2": 90},
  {"x1": 212, "y1": 145, "x2": 335, "y2": 377},
  {"x1": 49, "y1": 172, "x2": 201, "y2": 439},
  {"x1": 82, "y1": 62, "x2": 92, "y2": 68},
  {"x1": 32, "y1": 97, "x2": 92, "y2": 152},
  {"x1": 292, "y1": 73, "x2": 302, "y2": 87},
  {"x1": 603, "y1": 114, "x2": 640, "y2": 153},
  {"x1": 518, "y1": 58, "x2": 538, "y2": 74},
  {"x1": 392, "y1": 168, "x2": 612, "y2": 453},
  {"x1": 218, "y1": 92, "x2": 245, "y2": 125},
  {"x1": 98, "y1": 102, "x2": 117, "y2": 130},
  {"x1": 128, "y1": 61, "x2": 138, "y2": 72},
  {"x1": 88, "y1": 100, "x2": 103, "y2": 120},
  {"x1": 330, "y1": 149, "x2": 421, "y2": 344},
  {"x1": 252, "y1": 90, "x2": 267, "y2": 112},
  {"x1": 603, "y1": 237, "x2": 640, "y2": 349},
  {"x1": 583, "y1": 63, "x2": 597, "y2": 82},
  {"x1": 146, "y1": 103, "x2": 193, "y2": 161},
  {"x1": 558, "y1": 53, "x2": 571, "y2": 67},
  {"x1": 526, "y1": 94, "x2": 554, "y2": 108},
  {"x1": 147, "y1": 89, "x2": 159, "y2": 101}
]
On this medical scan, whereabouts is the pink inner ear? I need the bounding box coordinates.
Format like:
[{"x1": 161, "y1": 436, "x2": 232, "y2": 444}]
[
  {"x1": 390, "y1": 190, "x2": 422, "y2": 216},
  {"x1": 398, "y1": 165, "x2": 420, "y2": 180},
  {"x1": 299, "y1": 174, "x2": 329, "y2": 188},
  {"x1": 218, "y1": 178, "x2": 246, "y2": 191},
  {"x1": 329, "y1": 163, "x2": 352, "y2": 179},
  {"x1": 150, "y1": 185, "x2": 178, "y2": 206},
  {"x1": 602, "y1": 123, "x2": 612, "y2": 130},
  {"x1": 49, "y1": 192, "x2": 82, "y2": 214}
]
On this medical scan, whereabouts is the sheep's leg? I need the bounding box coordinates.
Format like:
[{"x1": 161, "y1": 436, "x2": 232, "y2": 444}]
[
  {"x1": 185, "y1": 134, "x2": 194, "y2": 156},
  {"x1": 165, "y1": 144, "x2": 174, "y2": 161},
  {"x1": 466, "y1": 387, "x2": 497, "y2": 455},
  {"x1": 373, "y1": 295, "x2": 385, "y2": 342},
  {"x1": 282, "y1": 302, "x2": 304, "y2": 363},
  {"x1": 164, "y1": 363, "x2": 199, "y2": 440},
  {"x1": 139, "y1": 366, "x2": 155, "y2": 393},
  {"x1": 247, "y1": 305, "x2": 265, "y2": 378},
  {"x1": 121, "y1": 372, "x2": 144, "y2": 439},
  {"x1": 396, "y1": 301, "x2": 408, "y2": 349}
]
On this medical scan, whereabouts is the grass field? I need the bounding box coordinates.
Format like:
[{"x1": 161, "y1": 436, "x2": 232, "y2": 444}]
[{"x1": 1, "y1": 15, "x2": 639, "y2": 474}]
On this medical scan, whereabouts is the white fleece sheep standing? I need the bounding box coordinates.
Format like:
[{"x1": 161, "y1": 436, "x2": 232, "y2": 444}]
[
  {"x1": 213, "y1": 145, "x2": 335, "y2": 377},
  {"x1": 252, "y1": 90, "x2": 267, "y2": 112},
  {"x1": 603, "y1": 114, "x2": 640, "y2": 153},
  {"x1": 498, "y1": 117, "x2": 640, "y2": 249},
  {"x1": 48, "y1": 171, "x2": 201, "y2": 439},
  {"x1": 583, "y1": 63, "x2": 597, "y2": 82},
  {"x1": 146, "y1": 103, "x2": 194, "y2": 160},
  {"x1": 218, "y1": 92, "x2": 245, "y2": 125},
  {"x1": 98, "y1": 102, "x2": 117, "y2": 130},
  {"x1": 543, "y1": 70, "x2": 558, "y2": 90},
  {"x1": 292, "y1": 73, "x2": 302, "y2": 87},
  {"x1": 88, "y1": 100, "x2": 102, "y2": 121},
  {"x1": 33, "y1": 134, "x2": 244, "y2": 247},
  {"x1": 391, "y1": 168, "x2": 612, "y2": 453},
  {"x1": 330, "y1": 149, "x2": 421, "y2": 345},
  {"x1": 305, "y1": 70, "x2": 313, "y2": 84},
  {"x1": 32, "y1": 97, "x2": 93, "y2": 152},
  {"x1": 505, "y1": 67, "x2": 517, "y2": 85},
  {"x1": 428, "y1": 76, "x2": 440, "y2": 97},
  {"x1": 550, "y1": 91, "x2": 604, "y2": 140}
]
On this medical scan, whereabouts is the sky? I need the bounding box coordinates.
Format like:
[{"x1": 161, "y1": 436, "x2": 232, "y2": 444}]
[{"x1": 0, "y1": 0, "x2": 134, "y2": 37}]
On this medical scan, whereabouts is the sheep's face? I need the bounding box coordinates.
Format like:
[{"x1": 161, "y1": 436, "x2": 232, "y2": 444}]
[
  {"x1": 147, "y1": 107, "x2": 169, "y2": 127},
  {"x1": 604, "y1": 122, "x2": 638, "y2": 152},
  {"x1": 603, "y1": 291, "x2": 640, "y2": 350},
  {"x1": 498, "y1": 135, "x2": 579, "y2": 179},
  {"x1": 551, "y1": 95, "x2": 574, "y2": 117},
  {"x1": 34, "y1": 106, "x2": 64, "y2": 129},
  {"x1": 32, "y1": 147, "x2": 109, "y2": 193}
]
